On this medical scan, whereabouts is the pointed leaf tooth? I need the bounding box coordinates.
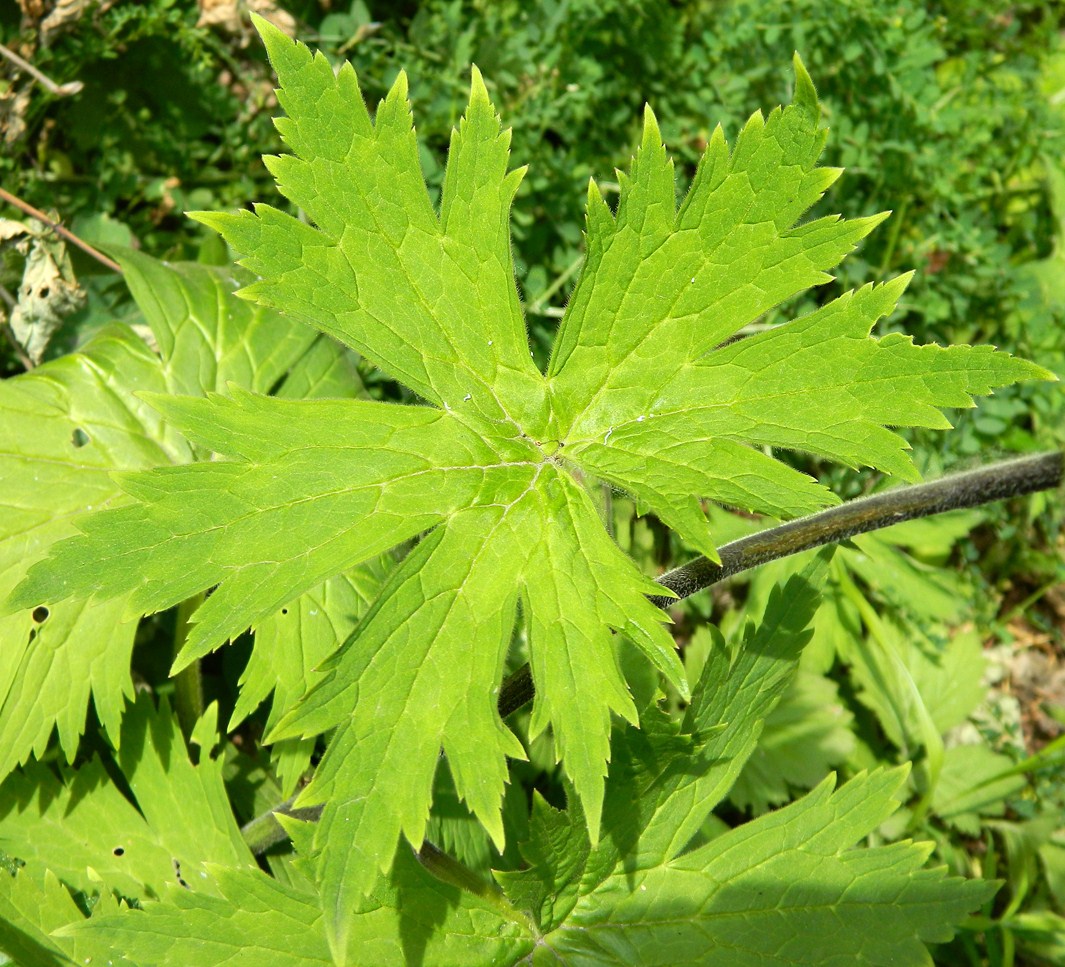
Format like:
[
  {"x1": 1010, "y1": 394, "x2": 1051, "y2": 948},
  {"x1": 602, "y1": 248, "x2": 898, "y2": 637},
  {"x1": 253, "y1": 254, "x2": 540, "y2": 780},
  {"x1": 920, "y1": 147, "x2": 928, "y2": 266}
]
[
  {"x1": 256, "y1": 14, "x2": 374, "y2": 150},
  {"x1": 383, "y1": 67, "x2": 410, "y2": 115},
  {"x1": 642, "y1": 102, "x2": 662, "y2": 145},
  {"x1": 502, "y1": 164, "x2": 527, "y2": 203},
  {"x1": 469, "y1": 62, "x2": 490, "y2": 105},
  {"x1": 551, "y1": 69, "x2": 885, "y2": 437},
  {"x1": 730, "y1": 108, "x2": 767, "y2": 168},
  {"x1": 250, "y1": 13, "x2": 300, "y2": 73},
  {"x1": 792, "y1": 50, "x2": 819, "y2": 115},
  {"x1": 586, "y1": 177, "x2": 614, "y2": 232},
  {"x1": 670, "y1": 123, "x2": 729, "y2": 232},
  {"x1": 615, "y1": 103, "x2": 675, "y2": 241}
]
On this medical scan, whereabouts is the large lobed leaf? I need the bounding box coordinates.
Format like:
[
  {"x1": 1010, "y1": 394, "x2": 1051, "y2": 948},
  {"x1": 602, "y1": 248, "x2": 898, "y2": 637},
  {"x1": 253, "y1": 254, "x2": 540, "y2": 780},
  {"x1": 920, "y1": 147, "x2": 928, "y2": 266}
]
[
  {"x1": 6, "y1": 16, "x2": 1047, "y2": 943},
  {"x1": 0, "y1": 694, "x2": 254, "y2": 903},
  {"x1": 533, "y1": 768, "x2": 994, "y2": 966},
  {"x1": 0, "y1": 324, "x2": 178, "y2": 776},
  {"x1": 43, "y1": 558, "x2": 994, "y2": 965},
  {"x1": 0, "y1": 245, "x2": 356, "y2": 778}
]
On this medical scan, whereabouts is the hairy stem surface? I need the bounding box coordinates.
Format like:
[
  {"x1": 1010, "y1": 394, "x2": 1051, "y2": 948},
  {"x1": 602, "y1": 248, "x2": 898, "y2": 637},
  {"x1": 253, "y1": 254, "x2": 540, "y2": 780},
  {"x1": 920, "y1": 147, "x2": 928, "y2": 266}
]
[{"x1": 497, "y1": 451, "x2": 1063, "y2": 717}]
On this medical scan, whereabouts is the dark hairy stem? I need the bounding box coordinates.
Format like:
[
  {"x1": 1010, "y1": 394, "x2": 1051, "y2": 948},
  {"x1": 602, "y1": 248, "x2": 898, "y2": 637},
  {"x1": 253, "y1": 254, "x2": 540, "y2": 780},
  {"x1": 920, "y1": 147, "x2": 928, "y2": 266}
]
[
  {"x1": 653, "y1": 450, "x2": 1062, "y2": 601},
  {"x1": 496, "y1": 450, "x2": 1063, "y2": 718},
  {"x1": 241, "y1": 450, "x2": 1062, "y2": 855}
]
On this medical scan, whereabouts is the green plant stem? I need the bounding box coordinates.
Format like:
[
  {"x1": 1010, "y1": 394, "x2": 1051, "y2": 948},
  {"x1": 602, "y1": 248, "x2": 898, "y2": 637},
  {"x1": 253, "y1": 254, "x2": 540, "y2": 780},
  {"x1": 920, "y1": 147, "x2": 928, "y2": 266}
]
[
  {"x1": 526, "y1": 254, "x2": 584, "y2": 316},
  {"x1": 240, "y1": 791, "x2": 321, "y2": 855},
  {"x1": 416, "y1": 841, "x2": 539, "y2": 933},
  {"x1": 173, "y1": 593, "x2": 205, "y2": 738},
  {"x1": 876, "y1": 197, "x2": 908, "y2": 278},
  {"x1": 241, "y1": 450, "x2": 1063, "y2": 855}
]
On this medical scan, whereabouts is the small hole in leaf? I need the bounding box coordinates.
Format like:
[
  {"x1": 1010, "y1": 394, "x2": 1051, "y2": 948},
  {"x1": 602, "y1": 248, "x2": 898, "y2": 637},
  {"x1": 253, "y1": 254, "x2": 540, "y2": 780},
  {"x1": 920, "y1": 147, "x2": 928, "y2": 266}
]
[
  {"x1": 27, "y1": 629, "x2": 36, "y2": 643},
  {"x1": 38, "y1": 285, "x2": 50, "y2": 298},
  {"x1": 281, "y1": 608, "x2": 289, "y2": 615},
  {"x1": 31, "y1": 606, "x2": 49, "y2": 623},
  {"x1": 112, "y1": 847, "x2": 124, "y2": 857},
  {"x1": 71, "y1": 428, "x2": 90, "y2": 448}
]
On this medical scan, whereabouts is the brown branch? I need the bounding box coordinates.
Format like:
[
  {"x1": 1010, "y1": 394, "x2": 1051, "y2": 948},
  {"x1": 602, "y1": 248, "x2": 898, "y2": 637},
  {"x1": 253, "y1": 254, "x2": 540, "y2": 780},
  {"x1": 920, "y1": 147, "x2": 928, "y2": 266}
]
[
  {"x1": 0, "y1": 186, "x2": 122, "y2": 273},
  {"x1": 0, "y1": 42, "x2": 83, "y2": 97}
]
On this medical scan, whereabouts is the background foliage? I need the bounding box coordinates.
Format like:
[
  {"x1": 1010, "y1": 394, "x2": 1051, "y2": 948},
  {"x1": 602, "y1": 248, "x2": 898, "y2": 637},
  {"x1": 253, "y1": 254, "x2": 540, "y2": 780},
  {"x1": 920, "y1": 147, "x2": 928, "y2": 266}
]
[{"x1": 1, "y1": 1, "x2": 1064, "y2": 963}]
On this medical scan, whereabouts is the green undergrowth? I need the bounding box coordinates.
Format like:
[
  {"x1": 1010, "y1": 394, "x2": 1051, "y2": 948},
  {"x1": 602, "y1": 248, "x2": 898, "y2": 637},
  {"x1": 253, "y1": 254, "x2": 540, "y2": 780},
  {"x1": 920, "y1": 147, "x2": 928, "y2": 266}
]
[{"x1": 0, "y1": 7, "x2": 1063, "y2": 966}]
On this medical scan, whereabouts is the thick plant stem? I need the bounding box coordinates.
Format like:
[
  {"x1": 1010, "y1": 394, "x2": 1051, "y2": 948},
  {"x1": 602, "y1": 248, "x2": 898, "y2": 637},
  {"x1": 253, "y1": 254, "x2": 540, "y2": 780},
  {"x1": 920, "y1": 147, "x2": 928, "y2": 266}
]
[
  {"x1": 654, "y1": 450, "x2": 1062, "y2": 602},
  {"x1": 172, "y1": 593, "x2": 205, "y2": 738},
  {"x1": 416, "y1": 841, "x2": 541, "y2": 933},
  {"x1": 242, "y1": 450, "x2": 1063, "y2": 855},
  {"x1": 240, "y1": 791, "x2": 321, "y2": 855},
  {"x1": 497, "y1": 451, "x2": 1063, "y2": 718}
]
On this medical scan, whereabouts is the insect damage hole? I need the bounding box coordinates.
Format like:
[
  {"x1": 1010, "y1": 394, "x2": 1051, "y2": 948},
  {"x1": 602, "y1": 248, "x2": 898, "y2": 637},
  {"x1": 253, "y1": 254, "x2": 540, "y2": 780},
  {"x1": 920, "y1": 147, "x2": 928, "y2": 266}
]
[
  {"x1": 71, "y1": 428, "x2": 90, "y2": 448},
  {"x1": 31, "y1": 606, "x2": 49, "y2": 623}
]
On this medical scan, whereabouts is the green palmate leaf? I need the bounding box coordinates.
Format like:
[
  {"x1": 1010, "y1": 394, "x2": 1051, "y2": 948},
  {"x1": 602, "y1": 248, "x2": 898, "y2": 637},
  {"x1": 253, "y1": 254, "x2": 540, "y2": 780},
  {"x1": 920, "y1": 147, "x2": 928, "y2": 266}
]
[
  {"x1": 0, "y1": 694, "x2": 254, "y2": 903},
  {"x1": 0, "y1": 868, "x2": 79, "y2": 967},
  {"x1": 0, "y1": 247, "x2": 362, "y2": 782},
  {"x1": 47, "y1": 552, "x2": 989, "y2": 965},
  {"x1": 58, "y1": 847, "x2": 538, "y2": 967},
  {"x1": 728, "y1": 668, "x2": 855, "y2": 814},
  {"x1": 8, "y1": 17, "x2": 1048, "y2": 940},
  {"x1": 538, "y1": 769, "x2": 996, "y2": 966}
]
